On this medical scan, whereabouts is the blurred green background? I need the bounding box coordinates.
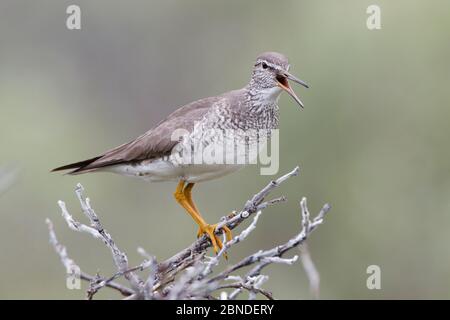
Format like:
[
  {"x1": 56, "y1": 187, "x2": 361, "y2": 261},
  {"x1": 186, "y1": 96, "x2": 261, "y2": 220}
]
[{"x1": 1, "y1": 0, "x2": 450, "y2": 299}]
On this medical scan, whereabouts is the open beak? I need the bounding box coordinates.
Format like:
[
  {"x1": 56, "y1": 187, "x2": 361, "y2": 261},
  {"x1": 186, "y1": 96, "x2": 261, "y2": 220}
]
[{"x1": 276, "y1": 71, "x2": 309, "y2": 108}]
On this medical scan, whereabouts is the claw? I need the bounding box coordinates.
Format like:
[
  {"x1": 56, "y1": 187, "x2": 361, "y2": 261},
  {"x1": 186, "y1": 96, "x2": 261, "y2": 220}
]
[
  {"x1": 222, "y1": 225, "x2": 233, "y2": 242},
  {"x1": 198, "y1": 224, "x2": 222, "y2": 254},
  {"x1": 197, "y1": 223, "x2": 233, "y2": 255}
]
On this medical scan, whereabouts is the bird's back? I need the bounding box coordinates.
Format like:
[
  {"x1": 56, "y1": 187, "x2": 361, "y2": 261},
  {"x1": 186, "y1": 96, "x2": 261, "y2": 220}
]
[{"x1": 52, "y1": 89, "x2": 248, "y2": 174}]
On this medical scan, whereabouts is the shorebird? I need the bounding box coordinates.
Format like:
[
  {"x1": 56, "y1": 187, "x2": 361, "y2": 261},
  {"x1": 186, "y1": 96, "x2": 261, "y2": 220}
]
[{"x1": 52, "y1": 52, "x2": 308, "y2": 254}]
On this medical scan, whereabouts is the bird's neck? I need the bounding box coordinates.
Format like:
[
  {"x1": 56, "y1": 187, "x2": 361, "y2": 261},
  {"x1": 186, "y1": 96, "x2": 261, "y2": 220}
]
[
  {"x1": 239, "y1": 85, "x2": 280, "y2": 130},
  {"x1": 245, "y1": 81, "x2": 282, "y2": 107},
  {"x1": 245, "y1": 84, "x2": 282, "y2": 112}
]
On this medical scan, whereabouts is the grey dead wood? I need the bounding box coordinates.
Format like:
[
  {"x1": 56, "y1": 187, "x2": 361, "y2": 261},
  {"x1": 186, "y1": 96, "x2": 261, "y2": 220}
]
[{"x1": 47, "y1": 166, "x2": 331, "y2": 299}]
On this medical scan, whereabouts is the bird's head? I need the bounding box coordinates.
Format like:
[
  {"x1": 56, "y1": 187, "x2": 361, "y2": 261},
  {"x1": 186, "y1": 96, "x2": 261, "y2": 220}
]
[{"x1": 249, "y1": 52, "x2": 309, "y2": 108}]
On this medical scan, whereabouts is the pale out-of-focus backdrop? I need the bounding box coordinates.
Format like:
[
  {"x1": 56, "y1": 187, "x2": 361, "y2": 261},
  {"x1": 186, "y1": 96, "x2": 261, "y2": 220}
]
[{"x1": 1, "y1": 0, "x2": 449, "y2": 299}]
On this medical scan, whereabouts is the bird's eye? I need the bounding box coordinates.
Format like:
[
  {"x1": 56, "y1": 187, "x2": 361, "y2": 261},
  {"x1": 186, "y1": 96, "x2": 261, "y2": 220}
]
[{"x1": 262, "y1": 62, "x2": 268, "y2": 69}]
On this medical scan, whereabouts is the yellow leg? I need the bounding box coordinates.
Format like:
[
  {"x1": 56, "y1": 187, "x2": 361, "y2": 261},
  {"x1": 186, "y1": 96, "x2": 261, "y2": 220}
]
[
  {"x1": 184, "y1": 183, "x2": 232, "y2": 243},
  {"x1": 174, "y1": 181, "x2": 232, "y2": 254}
]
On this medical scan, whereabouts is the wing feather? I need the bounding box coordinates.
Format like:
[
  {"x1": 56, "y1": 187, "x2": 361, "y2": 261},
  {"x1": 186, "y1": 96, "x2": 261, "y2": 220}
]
[{"x1": 52, "y1": 96, "x2": 221, "y2": 174}]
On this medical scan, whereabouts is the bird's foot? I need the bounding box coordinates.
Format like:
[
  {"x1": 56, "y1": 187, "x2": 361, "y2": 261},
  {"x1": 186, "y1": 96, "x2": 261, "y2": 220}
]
[{"x1": 197, "y1": 223, "x2": 233, "y2": 254}]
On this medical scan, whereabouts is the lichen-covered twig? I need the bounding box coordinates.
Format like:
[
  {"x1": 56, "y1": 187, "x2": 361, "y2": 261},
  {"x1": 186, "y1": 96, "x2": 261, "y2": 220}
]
[
  {"x1": 45, "y1": 219, "x2": 134, "y2": 297},
  {"x1": 216, "y1": 281, "x2": 274, "y2": 300},
  {"x1": 299, "y1": 243, "x2": 320, "y2": 299},
  {"x1": 47, "y1": 166, "x2": 331, "y2": 300},
  {"x1": 58, "y1": 184, "x2": 143, "y2": 294},
  {"x1": 206, "y1": 198, "x2": 330, "y2": 286}
]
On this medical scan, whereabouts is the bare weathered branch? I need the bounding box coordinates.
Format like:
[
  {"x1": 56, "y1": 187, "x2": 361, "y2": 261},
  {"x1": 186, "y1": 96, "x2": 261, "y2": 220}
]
[
  {"x1": 299, "y1": 243, "x2": 320, "y2": 299},
  {"x1": 207, "y1": 198, "x2": 331, "y2": 284},
  {"x1": 158, "y1": 167, "x2": 298, "y2": 275},
  {"x1": 47, "y1": 166, "x2": 331, "y2": 300},
  {"x1": 58, "y1": 184, "x2": 143, "y2": 295},
  {"x1": 46, "y1": 218, "x2": 134, "y2": 297}
]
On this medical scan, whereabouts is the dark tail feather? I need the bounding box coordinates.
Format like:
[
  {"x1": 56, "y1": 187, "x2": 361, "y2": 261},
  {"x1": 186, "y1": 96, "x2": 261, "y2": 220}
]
[{"x1": 51, "y1": 156, "x2": 102, "y2": 174}]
